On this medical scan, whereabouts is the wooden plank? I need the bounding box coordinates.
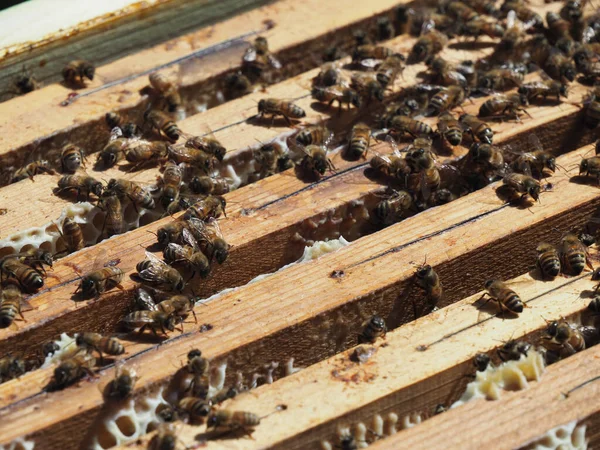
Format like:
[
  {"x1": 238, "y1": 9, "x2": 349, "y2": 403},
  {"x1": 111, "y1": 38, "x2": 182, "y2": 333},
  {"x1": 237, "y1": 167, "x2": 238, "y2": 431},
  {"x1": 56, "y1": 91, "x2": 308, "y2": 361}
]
[
  {"x1": 108, "y1": 266, "x2": 599, "y2": 450},
  {"x1": 0, "y1": 0, "x2": 272, "y2": 100},
  {"x1": 0, "y1": 38, "x2": 592, "y2": 242},
  {"x1": 0, "y1": 0, "x2": 410, "y2": 182},
  {"x1": 0, "y1": 144, "x2": 598, "y2": 449}
]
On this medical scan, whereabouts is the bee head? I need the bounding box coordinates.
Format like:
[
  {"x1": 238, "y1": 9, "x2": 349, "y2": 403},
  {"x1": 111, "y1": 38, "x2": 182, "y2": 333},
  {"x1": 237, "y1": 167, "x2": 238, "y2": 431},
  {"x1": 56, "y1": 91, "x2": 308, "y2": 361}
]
[
  {"x1": 559, "y1": 84, "x2": 568, "y2": 99},
  {"x1": 81, "y1": 278, "x2": 96, "y2": 295},
  {"x1": 188, "y1": 349, "x2": 202, "y2": 360},
  {"x1": 370, "y1": 315, "x2": 386, "y2": 331},
  {"x1": 257, "y1": 99, "x2": 266, "y2": 112},
  {"x1": 206, "y1": 414, "x2": 218, "y2": 428},
  {"x1": 484, "y1": 279, "x2": 495, "y2": 290}
]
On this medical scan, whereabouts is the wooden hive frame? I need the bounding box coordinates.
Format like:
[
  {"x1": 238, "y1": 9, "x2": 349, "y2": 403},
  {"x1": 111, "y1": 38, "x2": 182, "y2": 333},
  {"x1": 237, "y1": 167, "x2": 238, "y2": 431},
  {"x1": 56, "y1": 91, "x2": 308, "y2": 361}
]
[{"x1": 0, "y1": 0, "x2": 599, "y2": 449}]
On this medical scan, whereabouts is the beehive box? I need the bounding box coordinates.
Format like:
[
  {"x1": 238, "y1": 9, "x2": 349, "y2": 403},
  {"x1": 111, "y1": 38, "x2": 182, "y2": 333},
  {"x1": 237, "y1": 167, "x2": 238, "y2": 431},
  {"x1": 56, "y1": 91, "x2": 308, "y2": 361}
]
[{"x1": 0, "y1": 0, "x2": 600, "y2": 449}]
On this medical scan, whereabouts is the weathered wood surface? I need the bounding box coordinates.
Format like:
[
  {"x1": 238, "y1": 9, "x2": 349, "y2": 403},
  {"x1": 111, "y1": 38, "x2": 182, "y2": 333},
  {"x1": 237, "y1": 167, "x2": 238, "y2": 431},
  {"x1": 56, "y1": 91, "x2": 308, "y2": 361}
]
[{"x1": 1, "y1": 144, "x2": 599, "y2": 449}]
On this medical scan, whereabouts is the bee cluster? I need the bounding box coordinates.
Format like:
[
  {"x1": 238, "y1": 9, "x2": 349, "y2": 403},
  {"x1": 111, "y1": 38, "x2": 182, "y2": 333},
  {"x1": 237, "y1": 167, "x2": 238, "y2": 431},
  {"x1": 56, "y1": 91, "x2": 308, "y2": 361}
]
[{"x1": 3, "y1": 0, "x2": 600, "y2": 448}]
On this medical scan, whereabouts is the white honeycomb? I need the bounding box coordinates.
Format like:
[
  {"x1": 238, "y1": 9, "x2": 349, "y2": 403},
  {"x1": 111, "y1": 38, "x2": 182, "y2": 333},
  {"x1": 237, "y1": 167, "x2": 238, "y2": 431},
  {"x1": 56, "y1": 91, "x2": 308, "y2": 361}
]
[
  {"x1": 0, "y1": 438, "x2": 34, "y2": 450},
  {"x1": 320, "y1": 412, "x2": 418, "y2": 449},
  {"x1": 84, "y1": 352, "x2": 302, "y2": 449},
  {"x1": 520, "y1": 420, "x2": 587, "y2": 450},
  {"x1": 200, "y1": 236, "x2": 351, "y2": 305},
  {"x1": 40, "y1": 332, "x2": 78, "y2": 369},
  {"x1": 452, "y1": 349, "x2": 546, "y2": 407}
]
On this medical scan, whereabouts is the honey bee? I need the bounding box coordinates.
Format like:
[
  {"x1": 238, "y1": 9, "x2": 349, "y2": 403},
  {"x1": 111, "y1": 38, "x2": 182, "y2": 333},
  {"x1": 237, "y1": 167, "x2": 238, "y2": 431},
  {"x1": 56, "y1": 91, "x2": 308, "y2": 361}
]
[
  {"x1": 136, "y1": 251, "x2": 185, "y2": 292},
  {"x1": 56, "y1": 173, "x2": 104, "y2": 200},
  {"x1": 313, "y1": 62, "x2": 341, "y2": 87},
  {"x1": 60, "y1": 144, "x2": 85, "y2": 173},
  {"x1": 145, "y1": 110, "x2": 181, "y2": 142},
  {"x1": 167, "y1": 144, "x2": 217, "y2": 173},
  {"x1": 579, "y1": 156, "x2": 600, "y2": 183},
  {"x1": 409, "y1": 23, "x2": 448, "y2": 63},
  {"x1": 478, "y1": 68, "x2": 524, "y2": 91},
  {"x1": 178, "y1": 397, "x2": 211, "y2": 420},
  {"x1": 497, "y1": 340, "x2": 531, "y2": 361},
  {"x1": 13, "y1": 249, "x2": 53, "y2": 277},
  {"x1": 295, "y1": 122, "x2": 333, "y2": 147},
  {"x1": 473, "y1": 353, "x2": 490, "y2": 372},
  {"x1": 97, "y1": 138, "x2": 126, "y2": 168},
  {"x1": 11, "y1": 160, "x2": 56, "y2": 183},
  {"x1": 478, "y1": 279, "x2": 524, "y2": 315},
  {"x1": 157, "y1": 294, "x2": 197, "y2": 324},
  {"x1": 542, "y1": 320, "x2": 588, "y2": 357},
  {"x1": 185, "y1": 348, "x2": 209, "y2": 396},
  {"x1": 58, "y1": 217, "x2": 85, "y2": 254},
  {"x1": 544, "y1": 50, "x2": 577, "y2": 83},
  {"x1": 582, "y1": 87, "x2": 600, "y2": 129},
  {"x1": 509, "y1": 135, "x2": 556, "y2": 178},
  {"x1": 311, "y1": 85, "x2": 362, "y2": 110},
  {"x1": 518, "y1": 79, "x2": 568, "y2": 104},
  {"x1": 122, "y1": 309, "x2": 180, "y2": 335},
  {"x1": 559, "y1": 233, "x2": 593, "y2": 275},
  {"x1": 405, "y1": 139, "x2": 435, "y2": 171},
  {"x1": 437, "y1": 112, "x2": 462, "y2": 146},
  {"x1": 253, "y1": 141, "x2": 293, "y2": 176},
  {"x1": 185, "y1": 133, "x2": 226, "y2": 162},
  {"x1": 0, "y1": 257, "x2": 43, "y2": 293},
  {"x1": 123, "y1": 140, "x2": 168, "y2": 170},
  {"x1": 242, "y1": 36, "x2": 282, "y2": 81},
  {"x1": 0, "y1": 354, "x2": 26, "y2": 382},
  {"x1": 536, "y1": 243, "x2": 561, "y2": 279},
  {"x1": 105, "y1": 362, "x2": 137, "y2": 400},
  {"x1": 297, "y1": 144, "x2": 336, "y2": 179},
  {"x1": 0, "y1": 280, "x2": 25, "y2": 328},
  {"x1": 207, "y1": 410, "x2": 261, "y2": 433},
  {"x1": 105, "y1": 178, "x2": 155, "y2": 211},
  {"x1": 346, "y1": 123, "x2": 371, "y2": 160},
  {"x1": 13, "y1": 71, "x2": 38, "y2": 95},
  {"x1": 156, "y1": 220, "x2": 189, "y2": 246},
  {"x1": 501, "y1": 2, "x2": 543, "y2": 29},
  {"x1": 461, "y1": 18, "x2": 505, "y2": 39},
  {"x1": 358, "y1": 315, "x2": 387, "y2": 344},
  {"x1": 223, "y1": 72, "x2": 253, "y2": 98},
  {"x1": 428, "y1": 85, "x2": 466, "y2": 115},
  {"x1": 187, "y1": 217, "x2": 230, "y2": 264},
  {"x1": 62, "y1": 60, "x2": 95, "y2": 85},
  {"x1": 350, "y1": 72, "x2": 385, "y2": 104},
  {"x1": 546, "y1": 12, "x2": 572, "y2": 41},
  {"x1": 414, "y1": 262, "x2": 442, "y2": 307},
  {"x1": 210, "y1": 386, "x2": 238, "y2": 405},
  {"x1": 163, "y1": 230, "x2": 211, "y2": 279},
  {"x1": 188, "y1": 175, "x2": 230, "y2": 196},
  {"x1": 352, "y1": 45, "x2": 393, "y2": 65},
  {"x1": 75, "y1": 259, "x2": 124, "y2": 298},
  {"x1": 376, "y1": 16, "x2": 396, "y2": 40},
  {"x1": 76, "y1": 332, "x2": 124, "y2": 363},
  {"x1": 159, "y1": 161, "x2": 183, "y2": 209},
  {"x1": 182, "y1": 195, "x2": 226, "y2": 221},
  {"x1": 105, "y1": 112, "x2": 139, "y2": 138},
  {"x1": 425, "y1": 56, "x2": 469, "y2": 87},
  {"x1": 459, "y1": 114, "x2": 493, "y2": 144},
  {"x1": 376, "y1": 53, "x2": 406, "y2": 88},
  {"x1": 149, "y1": 73, "x2": 181, "y2": 112},
  {"x1": 502, "y1": 173, "x2": 541, "y2": 202},
  {"x1": 374, "y1": 189, "x2": 413, "y2": 225},
  {"x1": 386, "y1": 116, "x2": 434, "y2": 139},
  {"x1": 46, "y1": 351, "x2": 96, "y2": 391},
  {"x1": 479, "y1": 93, "x2": 530, "y2": 121},
  {"x1": 428, "y1": 188, "x2": 457, "y2": 207},
  {"x1": 446, "y1": 1, "x2": 478, "y2": 22},
  {"x1": 369, "y1": 144, "x2": 411, "y2": 183},
  {"x1": 256, "y1": 98, "x2": 305, "y2": 126},
  {"x1": 97, "y1": 193, "x2": 123, "y2": 237}
]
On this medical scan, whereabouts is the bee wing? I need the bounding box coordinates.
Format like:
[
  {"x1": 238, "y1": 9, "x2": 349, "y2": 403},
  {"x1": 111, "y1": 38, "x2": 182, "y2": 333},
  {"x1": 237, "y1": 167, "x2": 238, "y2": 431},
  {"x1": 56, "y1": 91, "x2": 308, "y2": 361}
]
[
  {"x1": 583, "y1": 26, "x2": 596, "y2": 44},
  {"x1": 267, "y1": 53, "x2": 282, "y2": 70},
  {"x1": 143, "y1": 251, "x2": 169, "y2": 269},
  {"x1": 385, "y1": 135, "x2": 401, "y2": 154},
  {"x1": 243, "y1": 46, "x2": 257, "y2": 63},
  {"x1": 181, "y1": 227, "x2": 200, "y2": 250},
  {"x1": 167, "y1": 143, "x2": 189, "y2": 159},
  {"x1": 527, "y1": 134, "x2": 543, "y2": 153},
  {"x1": 110, "y1": 127, "x2": 123, "y2": 141},
  {"x1": 445, "y1": 70, "x2": 468, "y2": 87},
  {"x1": 206, "y1": 217, "x2": 225, "y2": 240},
  {"x1": 506, "y1": 10, "x2": 516, "y2": 29},
  {"x1": 360, "y1": 58, "x2": 382, "y2": 69},
  {"x1": 421, "y1": 19, "x2": 435, "y2": 35}
]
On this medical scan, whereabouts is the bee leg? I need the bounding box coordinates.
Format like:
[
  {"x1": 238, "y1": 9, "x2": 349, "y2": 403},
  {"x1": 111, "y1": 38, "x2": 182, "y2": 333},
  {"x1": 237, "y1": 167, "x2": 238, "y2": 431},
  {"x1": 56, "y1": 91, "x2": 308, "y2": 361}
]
[
  {"x1": 190, "y1": 308, "x2": 198, "y2": 323},
  {"x1": 282, "y1": 114, "x2": 293, "y2": 127}
]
